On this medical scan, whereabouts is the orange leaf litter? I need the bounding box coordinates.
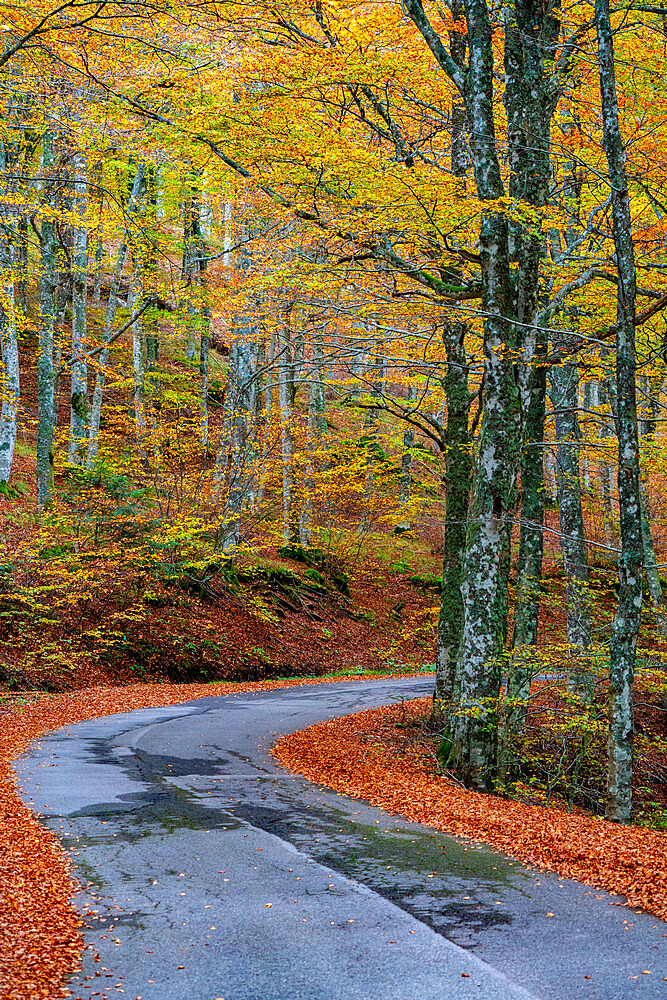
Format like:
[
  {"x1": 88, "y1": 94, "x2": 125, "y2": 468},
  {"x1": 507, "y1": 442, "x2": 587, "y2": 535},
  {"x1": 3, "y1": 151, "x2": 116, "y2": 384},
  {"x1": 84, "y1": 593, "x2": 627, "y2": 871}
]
[
  {"x1": 273, "y1": 699, "x2": 667, "y2": 922},
  {"x1": 0, "y1": 674, "x2": 399, "y2": 1000}
]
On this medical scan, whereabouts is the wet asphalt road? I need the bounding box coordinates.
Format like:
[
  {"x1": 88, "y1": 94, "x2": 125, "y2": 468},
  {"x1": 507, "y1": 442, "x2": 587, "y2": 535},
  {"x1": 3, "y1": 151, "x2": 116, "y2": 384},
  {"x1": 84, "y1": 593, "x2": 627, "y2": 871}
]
[{"x1": 13, "y1": 677, "x2": 666, "y2": 1000}]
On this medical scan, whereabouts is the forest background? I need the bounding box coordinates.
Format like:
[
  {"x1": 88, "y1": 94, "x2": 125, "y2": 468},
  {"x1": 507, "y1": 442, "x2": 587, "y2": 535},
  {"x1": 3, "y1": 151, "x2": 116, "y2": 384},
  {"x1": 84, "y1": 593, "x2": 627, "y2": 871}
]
[{"x1": 0, "y1": 0, "x2": 666, "y2": 828}]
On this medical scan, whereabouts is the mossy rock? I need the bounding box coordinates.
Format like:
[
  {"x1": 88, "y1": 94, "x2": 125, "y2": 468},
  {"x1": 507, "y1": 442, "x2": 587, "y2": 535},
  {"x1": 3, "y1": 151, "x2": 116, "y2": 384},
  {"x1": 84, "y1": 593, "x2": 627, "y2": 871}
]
[
  {"x1": 389, "y1": 559, "x2": 413, "y2": 574},
  {"x1": 279, "y1": 544, "x2": 327, "y2": 567},
  {"x1": 303, "y1": 567, "x2": 326, "y2": 587},
  {"x1": 239, "y1": 562, "x2": 299, "y2": 588},
  {"x1": 407, "y1": 573, "x2": 442, "y2": 592}
]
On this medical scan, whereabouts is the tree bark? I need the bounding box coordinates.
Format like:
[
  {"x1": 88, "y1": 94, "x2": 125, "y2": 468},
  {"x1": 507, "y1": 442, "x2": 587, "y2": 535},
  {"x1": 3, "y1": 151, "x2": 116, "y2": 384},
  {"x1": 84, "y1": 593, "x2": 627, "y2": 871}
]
[
  {"x1": 596, "y1": 0, "x2": 643, "y2": 823},
  {"x1": 68, "y1": 150, "x2": 89, "y2": 464},
  {"x1": 0, "y1": 233, "x2": 18, "y2": 484},
  {"x1": 506, "y1": 328, "x2": 548, "y2": 734},
  {"x1": 549, "y1": 362, "x2": 593, "y2": 699},
  {"x1": 433, "y1": 325, "x2": 472, "y2": 715},
  {"x1": 87, "y1": 162, "x2": 146, "y2": 467},
  {"x1": 300, "y1": 332, "x2": 327, "y2": 545},
  {"x1": 397, "y1": 384, "x2": 416, "y2": 532},
  {"x1": 37, "y1": 131, "x2": 58, "y2": 508},
  {"x1": 0, "y1": 139, "x2": 18, "y2": 483},
  {"x1": 278, "y1": 315, "x2": 296, "y2": 544}
]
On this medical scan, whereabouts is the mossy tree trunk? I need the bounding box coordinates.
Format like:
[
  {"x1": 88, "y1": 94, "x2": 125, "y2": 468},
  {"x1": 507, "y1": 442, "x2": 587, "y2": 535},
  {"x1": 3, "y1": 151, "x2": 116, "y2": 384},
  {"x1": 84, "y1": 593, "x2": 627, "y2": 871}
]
[
  {"x1": 596, "y1": 0, "x2": 643, "y2": 823},
  {"x1": 549, "y1": 362, "x2": 593, "y2": 700},
  {"x1": 37, "y1": 131, "x2": 58, "y2": 508},
  {"x1": 68, "y1": 149, "x2": 89, "y2": 464},
  {"x1": 433, "y1": 324, "x2": 471, "y2": 716},
  {"x1": 87, "y1": 161, "x2": 146, "y2": 467},
  {"x1": 506, "y1": 328, "x2": 548, "y2": 736}
]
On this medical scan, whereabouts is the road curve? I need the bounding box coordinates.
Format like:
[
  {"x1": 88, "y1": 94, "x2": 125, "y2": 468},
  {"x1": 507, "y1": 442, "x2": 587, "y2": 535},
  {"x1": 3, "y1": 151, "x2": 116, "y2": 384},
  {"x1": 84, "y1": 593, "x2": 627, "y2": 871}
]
[{"x1": 14, "y1": 678, "x2": 666, "y2": 1000}]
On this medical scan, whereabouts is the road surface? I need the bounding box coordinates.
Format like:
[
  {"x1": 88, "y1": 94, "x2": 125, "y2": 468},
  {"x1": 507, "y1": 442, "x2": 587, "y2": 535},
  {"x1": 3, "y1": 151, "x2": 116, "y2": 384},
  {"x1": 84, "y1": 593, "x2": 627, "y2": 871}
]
[{"x1": 14, "y1": 678, "x2": 666, "y2": 1000}]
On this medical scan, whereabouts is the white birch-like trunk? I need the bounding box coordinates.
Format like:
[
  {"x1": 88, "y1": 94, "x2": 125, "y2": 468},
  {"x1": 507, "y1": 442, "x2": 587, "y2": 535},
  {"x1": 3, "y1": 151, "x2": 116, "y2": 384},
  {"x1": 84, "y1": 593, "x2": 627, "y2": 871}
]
[
  {"x1": 127, "y1": 258, "x2": 146, "y2": 455},
  {"x1": 68, "y1": 150, "x2": 89, "y2": 464},
  {"x1": 200, "y1": 317, "x2": 209, "y2": 447},
  {"x1": 300, "y1": 333, "x2": 327, "y2": 545},
  {"x1": 0, "y1": 234, "x2": 18, "y2": 483},
  {"x1": 86, "y1": 162, "x2": 145, "y2": 468},
  {"x1": 397, "y1": 384, "x2": 416, "y2": 531},
  {"x1": 37, "y1": 131, "x2": 58, "y2": 508},
  {"x1": 549, "y1": 363, "x2": 593, "y2": 700},
  {"x1": 278, "y1": 323, "x2": 295, "y2": 544}
]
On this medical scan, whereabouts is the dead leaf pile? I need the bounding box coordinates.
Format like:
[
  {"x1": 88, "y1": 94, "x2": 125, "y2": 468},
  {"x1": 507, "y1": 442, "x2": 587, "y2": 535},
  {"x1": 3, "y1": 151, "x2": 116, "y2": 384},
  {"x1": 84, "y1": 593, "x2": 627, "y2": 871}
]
[{"x1": 272, "y1": 698, "x2": 667, "y2": 921}]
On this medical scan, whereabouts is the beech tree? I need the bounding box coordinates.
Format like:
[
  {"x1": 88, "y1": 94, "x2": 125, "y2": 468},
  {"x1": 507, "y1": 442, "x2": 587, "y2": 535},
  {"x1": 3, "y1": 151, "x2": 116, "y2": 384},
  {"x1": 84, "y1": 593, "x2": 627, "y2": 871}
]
[{"x1": 1, "y1": 0, "x2": 666, "y2": 821}]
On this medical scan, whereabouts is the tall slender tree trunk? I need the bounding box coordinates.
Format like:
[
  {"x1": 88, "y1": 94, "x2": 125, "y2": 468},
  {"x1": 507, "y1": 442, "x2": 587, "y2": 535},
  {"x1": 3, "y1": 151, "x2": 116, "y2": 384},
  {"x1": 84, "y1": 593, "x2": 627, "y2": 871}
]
[
  {"x1": 433, "y1": 325, "x2": 472, "y2": 715},
  {"x1": 446, "y1": 0, "x2": 517, "y2": 787},
  {"x1": 598, "y1": 371, "x2": 616, "y2": 552},
  {"x1": 86, "y1": 162, "x2": 145, "y2": 467},
  {"x1": 596, "y1": 0, "x2": 643, "y2": 823},
  {"x1": 37, "y1": 132, "x2": 58, "y2": 509},
  {"x1": 637, "y1": 379, "x2": 663, "y2": 610},
  {"x1": 220, "y1": 324, "x2": 257, "y2": 551},
  {"x1": 278, "y1": 317, "x2": 296, "y2": 544},
  {"x1": 549, "y1": 363, "x2": 593, "y2": 699},
  {"x1": 68, "y1": 150, "x2": 89, "y2": 464},
  {"x1": 506, "y1": 328, "x2": 548, "y2": 735},
  {"x1": 91, "y1": 162, "x2": 105, "y2": 306},
  {"x1": 0, "y1": 141, "x2": 18, "y2": 483},
  {"x1": 15, "y1": 215, "x2": 28, "y2": 329},
  {"x1": 405, "y1": 0, "x2": 558, "y2": 788},
  {"x1": 396, "y1": 384, "x2": 417, "y2": 533},
  {"x1": 300, "y1": 332, "x2": 327, "y2": 545},
  {"x1": 0, "y1": 235, "x2": 18, "y2": 484},
  {"x1": 127, "y1": 258, "x2": 146, "y2": 456},
  {"x1": 200, "y1": 318, "x2": 210, "y2": 447},
  {"x1": 639, "y1": 483, "x2": 663, "y2": 609},
  {"x1": 265, "y1": 325, "x2": 277, "y2": 424}
]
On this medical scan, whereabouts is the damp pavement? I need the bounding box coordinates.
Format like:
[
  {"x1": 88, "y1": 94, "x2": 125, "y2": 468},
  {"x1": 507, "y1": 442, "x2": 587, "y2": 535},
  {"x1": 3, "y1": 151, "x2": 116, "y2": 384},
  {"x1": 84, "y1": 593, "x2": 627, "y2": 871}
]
[{"x1": 13, "y1": 677, "x2": 667, "y2": 1000}]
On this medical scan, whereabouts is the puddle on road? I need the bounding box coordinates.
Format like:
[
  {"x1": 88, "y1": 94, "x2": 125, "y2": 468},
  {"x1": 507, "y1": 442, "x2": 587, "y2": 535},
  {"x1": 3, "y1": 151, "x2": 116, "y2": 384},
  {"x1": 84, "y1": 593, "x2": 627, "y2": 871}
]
[{"x1": 226, "y1": 793, "x2": 526, "y2": 947}]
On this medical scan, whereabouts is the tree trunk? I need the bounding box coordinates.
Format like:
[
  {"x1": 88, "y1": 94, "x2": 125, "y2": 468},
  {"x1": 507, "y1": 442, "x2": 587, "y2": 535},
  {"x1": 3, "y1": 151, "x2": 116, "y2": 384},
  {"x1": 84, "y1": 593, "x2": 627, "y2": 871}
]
[
  {"x1": 87, "y1": 162, "x2": 145, "y2": 467},
  {"x1": 405, "y1": 0, "x2": 557, "y2": 787},
  {"x1": 127, "y1": 258, "x2": 146, "y2": 456},
  {"x1": 637, "y1": 378, "x2": 663, "y2": 610},
  {"x1": 639, "y1": 483, "x2": 663, "y2": 608},
  {"x1": 0, "y1": 136, "x2": 18, "y2": 483},
  {"x1": 15, "y1": 215, "x2": 28, "y2": 329},
  {"x1": 397, "y1": 384, "x2": 416, "y2": 533},
  {"x1": 549, "y1": 363, "x2": 593, "y2": 700},
  {"x1": 447, "y1": 0, "x2": 517, "y2": 787},
  {"x1": 300, "y1": 332, "x2": 327, "y2": 545},
  {"x1": 68, "y1": 150, "x2": 89, "y2": 464},
  {"x1": 200, "y1": 318, "x2": 210, "y2": 447},
  {"x1": 37, "y1": 132, "x2": 58, "y2": 509},
  {"x1": 596, "y1": 0, "x2": 643, "y2": 823},
  {"x1": 0, "y1": 232, "x2": 18, "y2": 483},
  {"x1": 506, "y1": 328, "x2": 548, "y2": 735},
  {"x1": 433, "y1": 325, "x2": 471, "y2": 716},
  {"x1": 220, "y1": 323, "x2": 258, "y2": 551},
  {"x1": 278, "y1": 317, "x2": 296, "y2": 544}
]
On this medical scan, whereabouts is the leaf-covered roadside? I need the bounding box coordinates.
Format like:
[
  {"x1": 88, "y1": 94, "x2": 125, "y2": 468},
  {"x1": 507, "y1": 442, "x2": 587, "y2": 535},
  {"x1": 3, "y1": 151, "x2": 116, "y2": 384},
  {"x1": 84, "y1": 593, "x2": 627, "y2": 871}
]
[
  {"x1": 0, "y1": 674, "x2": 401, "y2": 1000},
  {"x1": 272, "y1": 699, "x2": 667, "y2": 922}
]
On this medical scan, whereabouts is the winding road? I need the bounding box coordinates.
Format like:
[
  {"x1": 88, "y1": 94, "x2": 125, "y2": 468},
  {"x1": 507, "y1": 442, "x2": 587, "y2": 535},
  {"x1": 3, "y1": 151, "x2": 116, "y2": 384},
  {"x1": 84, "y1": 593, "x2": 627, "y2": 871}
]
[{"x1": 14, "y1": 678, "x2": 666, "y2": 1000}]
